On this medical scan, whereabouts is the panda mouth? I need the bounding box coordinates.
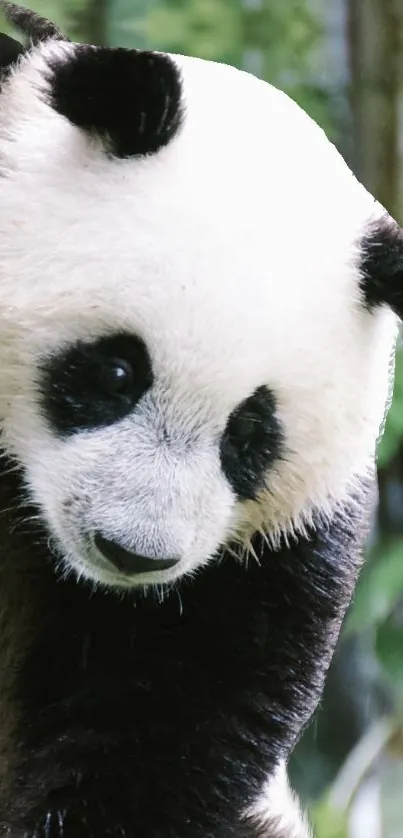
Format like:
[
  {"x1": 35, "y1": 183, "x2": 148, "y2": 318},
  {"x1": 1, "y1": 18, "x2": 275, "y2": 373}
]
[{"x1": 93, "y1": 533, "x2": 180, "y2": 577}]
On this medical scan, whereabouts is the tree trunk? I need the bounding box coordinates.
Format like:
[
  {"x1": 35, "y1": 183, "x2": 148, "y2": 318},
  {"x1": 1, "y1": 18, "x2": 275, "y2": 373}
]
[{"x1": 347, "y1": 0, "x2": 403, "y2": 219}]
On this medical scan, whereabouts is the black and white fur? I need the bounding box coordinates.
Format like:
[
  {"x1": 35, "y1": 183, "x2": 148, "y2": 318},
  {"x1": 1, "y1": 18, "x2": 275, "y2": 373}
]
[{"x1": 0, "y1": 4, "x2": 403, "y2": 836}]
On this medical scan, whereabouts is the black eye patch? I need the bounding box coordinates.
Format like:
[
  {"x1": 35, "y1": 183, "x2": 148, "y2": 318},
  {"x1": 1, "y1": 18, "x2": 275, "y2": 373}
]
[
  {"x1": 39, "y1": 333, "x2": 153, "y2": 436},
  {"x1": 220, "y1": 386, "x2": 283, "y2": 500}
]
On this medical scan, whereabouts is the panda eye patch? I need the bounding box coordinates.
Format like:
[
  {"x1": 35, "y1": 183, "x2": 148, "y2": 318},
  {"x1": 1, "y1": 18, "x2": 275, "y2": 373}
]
[
  {"x1": 39, "y1": 334, "x2": 154, "y2": 435},
  {"x1": 220, "y1": 386, "x2": 283, "y2": 501}
]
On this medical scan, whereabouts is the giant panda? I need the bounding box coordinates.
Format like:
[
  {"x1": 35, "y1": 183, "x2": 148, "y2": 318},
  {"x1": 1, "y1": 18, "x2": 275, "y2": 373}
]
[{"x1": 0, "y1": 3, "x2": 403, "y2": 837}]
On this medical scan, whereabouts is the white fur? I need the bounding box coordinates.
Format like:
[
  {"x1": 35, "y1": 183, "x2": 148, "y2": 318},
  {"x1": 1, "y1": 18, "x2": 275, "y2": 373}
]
[
  {"x1": 0, "y1": 40, "x2": 398, "y2": 588},
  {"x1": 245, "y1": 762, "x2": 312, "y2": 838}
]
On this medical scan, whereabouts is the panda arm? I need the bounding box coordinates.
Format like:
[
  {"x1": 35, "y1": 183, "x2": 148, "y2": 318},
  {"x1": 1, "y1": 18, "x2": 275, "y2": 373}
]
[{"x1": 0, "y1": 481, "x2": 371, "y2": 838}]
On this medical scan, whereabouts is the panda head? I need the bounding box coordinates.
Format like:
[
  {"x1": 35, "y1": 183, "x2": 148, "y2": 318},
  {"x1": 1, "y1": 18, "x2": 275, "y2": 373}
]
[{"x1": 0, "y1": 3, "x2": 402, "y2": 590}]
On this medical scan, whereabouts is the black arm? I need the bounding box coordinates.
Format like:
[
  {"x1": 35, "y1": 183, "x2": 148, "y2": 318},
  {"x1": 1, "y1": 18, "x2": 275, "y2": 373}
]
[{"x1": 0, "y1": 480, "x2": 373, "y2": 838}]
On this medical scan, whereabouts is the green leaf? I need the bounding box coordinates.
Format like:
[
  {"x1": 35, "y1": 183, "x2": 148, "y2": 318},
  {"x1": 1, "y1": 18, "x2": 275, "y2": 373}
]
[
  {"x1": 310, "y1": 798, "x2": 348, "y2": 838},
  {"x1": 375, "y1": 616, "x2": 403, "y2": 702},
  {"x1": 377, "y1": 349, "x2": 403, "y2": 468},
  {"x1": 346, "y1": 541, "x2": 403, "y2": 635}
]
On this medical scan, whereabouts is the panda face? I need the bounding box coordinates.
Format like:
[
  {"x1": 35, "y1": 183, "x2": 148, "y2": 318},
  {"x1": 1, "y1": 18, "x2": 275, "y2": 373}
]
[
  {"x1": 0, "y1": 38, "x2": 398, "y2": 588},
  {"x1": 29, "y1": 332, "x2": 284, "y2": 588}
]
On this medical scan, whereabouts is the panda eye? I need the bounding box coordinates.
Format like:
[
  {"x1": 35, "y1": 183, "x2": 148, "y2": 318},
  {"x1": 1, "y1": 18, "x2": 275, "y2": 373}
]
[
  {"x1": 39, "y1": 334, "x2": 154, "y2": 436},
  {"x1": 220, "y1": 386, "x2": 283, "y2": 501},
  {"x1": 100, "y1": 358, "x2": 134, "y2": 397}
]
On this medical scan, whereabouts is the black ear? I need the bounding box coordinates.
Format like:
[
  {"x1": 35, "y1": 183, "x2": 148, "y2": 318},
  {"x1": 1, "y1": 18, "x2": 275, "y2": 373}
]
[
  {"x1": 360, "y1": 215, "x2": 403, "y2": 319},
  {"x1": 0, "y1": 2, "x2": 66, "y2": 44},
  {"x1": 0, "y1": 31, "x2": 25, "y2": 76},
  {"x1": 48, "y1": 46, "x2": 183, "y2": 159}
]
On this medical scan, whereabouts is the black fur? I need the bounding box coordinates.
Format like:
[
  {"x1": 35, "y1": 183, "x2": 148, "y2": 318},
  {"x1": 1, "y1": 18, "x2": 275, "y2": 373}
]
[
  {"x1": 39, "y1": 333, "x2": 154, "y2": 435},
  {"x1": 359, "y1": 214, "x2": 403, "y2": 317},
  {"x1": 0, "y1": 465, "x2": 373, "y2": 838},
  {"x1": 220, "y1": 386, "x2": 283, "y2": 500},
  {"x1": 0, "y1": 2, "x2": 66, "y2": 44},
  {"x1": 0, "y1": 32, "x2": 24, "y2": 80},
  {"x1": 47, "y1": 45, "x2": 183, "y2": 159}
]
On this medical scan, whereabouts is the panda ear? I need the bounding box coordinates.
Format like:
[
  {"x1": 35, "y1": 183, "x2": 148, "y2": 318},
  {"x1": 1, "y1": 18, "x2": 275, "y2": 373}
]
[
  {"x1": 360, "y1": 215, "x2": 403, "y2": 319},
  {"x1": 0, "y1": 31, "x2": 25, "y2": 76},
  {"x1": 48, "y1": 46, "x2": 183, "y2": 159},
  {"x1": 0, "y1": 2, "x2": 66, "y2": 44}
]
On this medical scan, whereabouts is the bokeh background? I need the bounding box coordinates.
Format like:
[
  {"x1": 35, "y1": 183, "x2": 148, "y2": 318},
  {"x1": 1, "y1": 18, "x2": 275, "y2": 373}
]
[{"x1": 3, "y1": 2, "x2": 403, "y2": 836}]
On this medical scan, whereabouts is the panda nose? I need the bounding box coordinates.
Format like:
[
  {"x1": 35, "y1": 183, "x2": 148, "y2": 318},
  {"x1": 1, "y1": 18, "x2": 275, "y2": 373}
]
[{"x1": 94, "y1": 534, "x2": 180, "y2": 576}]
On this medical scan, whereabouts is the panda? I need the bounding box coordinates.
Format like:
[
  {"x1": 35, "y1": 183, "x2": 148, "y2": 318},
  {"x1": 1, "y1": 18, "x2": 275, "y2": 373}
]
[{"x1": 0, "y1": 2, "x2": 403, "y2": 836}]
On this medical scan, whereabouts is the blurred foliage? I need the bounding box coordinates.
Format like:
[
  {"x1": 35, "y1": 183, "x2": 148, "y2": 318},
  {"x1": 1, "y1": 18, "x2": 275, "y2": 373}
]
[
  {"x1": 312, "y1": 802, "x2": 348, "y2": 838},
  {"x1": 378, "y1": 351, "x2": 403, "y2": 468},
  {"x1": 347, "y1": 350, "x2": 403, "y2": 707},
  {"x1": 346, "y1": 538, "x2": 403, "y2": 638},
  {"x1": 143, "y1": 0, "x2": 318, "y2": 67}
]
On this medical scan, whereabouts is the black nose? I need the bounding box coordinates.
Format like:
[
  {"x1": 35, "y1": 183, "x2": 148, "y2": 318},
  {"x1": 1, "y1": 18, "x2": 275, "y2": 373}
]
[{"x1": 94, "y1": 534, "x2": 179, "y2": 576}]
